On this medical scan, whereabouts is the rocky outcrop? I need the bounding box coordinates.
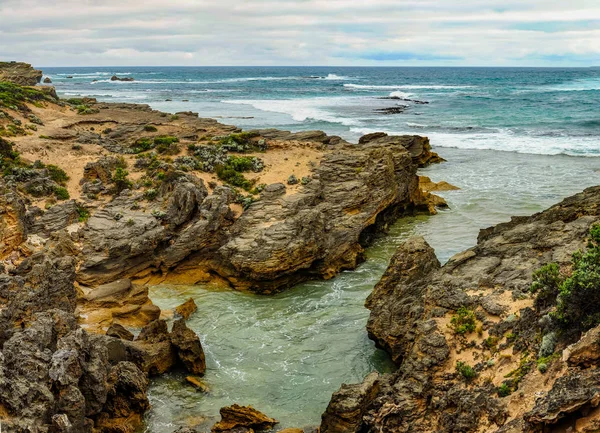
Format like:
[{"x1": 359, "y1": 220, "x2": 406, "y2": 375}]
[
  {"x1": 77, "y1": 278, "x2": 160, "y2": 331},
  {"x1": 322, "y1": 185, "x2": 600, "y2": 433},
  {"x1": 75, "y1": 133, "x2": 443, "y2": 293},
  {"x1": 105, "y1": 318, "x2": 206, "y2": 377},
  {"x1": 111, "y1": 75, "x2": 135, "y2": 82},
  {"x1": 321, "y1": 372, "x2": 380, "y2": 433},
  {"x1": 212, "y1": 404, "x2": 278, "y2": 432},
  {"x1": 211, "y1": 138, "x2": 440, "y2": 292},
  {"x1": 365, "y1": 237, "x2": 441, "y2": 364},
  {"x1": 0, "y1": 237, "x2": 149, "y2": 432},
  {"x1": 358, "y1": 133, "x2": 444, "y2": 166},
  {"x1": 0, "y1": 179, "x2": 27, "y2": 259},
  {"x1": 0, "y1": 61, "x2": 43, "y2": 86}
]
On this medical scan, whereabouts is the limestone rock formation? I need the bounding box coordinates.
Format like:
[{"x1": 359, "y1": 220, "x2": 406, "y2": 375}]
[
  {"x1": 214, "y1": 137, "x2": 440, "y2": 292},
  {"x1": 0, "y1": 61, "x2": 43, "y2": 85},
  {"x1": 0, "y1": 237, "x2": 149, "y2": 432},
  {"x1": 321, "y1": 372, "x2": 380, "y2": 433},
  {"x1": 175, "y1": 297, "x2": 198, "y2": 319},
  {"x1": 212, "y1": 404, "x2": 278, "y2": 432},
  {"x1": 322, "y1": 185, "x2": 600, "y2": 433}
]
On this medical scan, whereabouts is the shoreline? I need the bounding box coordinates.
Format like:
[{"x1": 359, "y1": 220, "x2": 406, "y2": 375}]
[{"x1": 0, "y1": 64, "x2": 447, "y2": 432}]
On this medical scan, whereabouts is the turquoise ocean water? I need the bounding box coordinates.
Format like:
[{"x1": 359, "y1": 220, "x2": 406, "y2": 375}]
[{"x1": 42, "y1": 67, "x2": 600, "y2": 431}]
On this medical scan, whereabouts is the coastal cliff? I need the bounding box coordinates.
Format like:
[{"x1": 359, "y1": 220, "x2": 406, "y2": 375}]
[{"x1": 321, "y1": 186, "x2": 600, "y2": 433}]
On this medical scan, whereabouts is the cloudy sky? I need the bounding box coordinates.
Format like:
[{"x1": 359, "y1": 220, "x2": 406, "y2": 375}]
[{"x1": 1, "y1": 0, "x2": 599, "y2": 66}]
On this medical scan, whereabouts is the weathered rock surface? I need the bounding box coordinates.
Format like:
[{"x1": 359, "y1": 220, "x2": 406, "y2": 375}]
[
  {"x1": 0, "y1": 237, "x2": 149, "y2": 432},
  {"x1": 0, "y1": 179, "x2": 27, "y2": 259},
  {"x1": 322, "y1": 185, "x2": 600, "y2": 433},
  {"x1": 365, "y1": 236, "x2": 441, "y2": 364},
  {"x1": 175, "y1": 297, "x2": 198, "y2": 319},
  {"x1": 0, "y1": 61, "x2": 43, "y2": 85},
  {"x1": 171, "y1": 318, "x2": 206, "y2": 375},
  {"x1": 321, "y1": 372, "x2": 380, "y2": 433},
  {"x1": 212, "y1": 404, "x2": 278, "y2": 432},
  {"x1": 211, "y1": 137, "x2": 441, "y2": 292},
  {"x1": 74, "y1": 131, "x2": 443, "y2": 293}
]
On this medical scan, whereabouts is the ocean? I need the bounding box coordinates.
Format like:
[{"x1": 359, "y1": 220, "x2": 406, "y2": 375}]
[
  {"x1": 43, "y1": 66, "x2": 600, "y2": 155},
  {"x1": 41, "y1": 66, "x2": 600, "y2": 431}
]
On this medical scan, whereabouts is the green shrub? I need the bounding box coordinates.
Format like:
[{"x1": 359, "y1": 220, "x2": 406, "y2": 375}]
[
  {"x1": 497, "y1": 383, "x2": 512, "y2": 397},
  {"x1": 53, "y1": 186, "x2": 70, "y2": 200},
  {"x1": 529, "y1": 224, "x2": 600, "y2": 332},
  {"x1": 113, "y1": 167, "x2": 132, "y2": 193},
  {"x1": 531, "y1": 263, "x2": 563, "y2": 310},
  {"x1": 76, "y1": 104, "x2": 99, "y2": 115},
  {"x1": 216, "y1": 166, "x2": 253, "y2": 191},
  {"x1": 154, "y1": 136, "x2": 179, "y2": 146},
  {"x1": 144, "y1": 125, "x2": 158, "y2": 132},
  {"x1": 65, "y1": 98, "x2": 84, "y2": 105},
  {"x1": 456, "y1": 361, "x2": 476, "y2": 381},
  {"x1": 115, "y1": 156, "x2": 128, "y2": 169},
  {"x1": 133, "y1": 137, "x2": 154, "y2": 153},
  {"x1": 144, "y1": 188, "x2": 158, "y2": 201},
  {"x1": 46, "y1": 164, "x2": 69, "y2": 185},
  {"x1": 77, "y1": 205, "x2": 90, "y2": 223},
  {"x1": 218, "y1": 132, "x2": 262, "y2": 153},
  {"x1": 450, "y1": 307, "x2": 477, "y2": 335},
  {"x1": 227, "y1": 155, "x2": 255, "y2": 172},
  {"x1": 0, "y1": 81, "x2": 56, "y2": 112}
]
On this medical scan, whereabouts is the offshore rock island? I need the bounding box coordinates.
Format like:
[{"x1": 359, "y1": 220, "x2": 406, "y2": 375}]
[{"x1": 2, "y1": 62, "x2": 600, "y2": 433}]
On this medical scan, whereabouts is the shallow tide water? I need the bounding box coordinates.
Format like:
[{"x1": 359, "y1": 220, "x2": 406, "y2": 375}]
[{"x1": 145, "y1": 147, "x2": 600, "y2": 432}]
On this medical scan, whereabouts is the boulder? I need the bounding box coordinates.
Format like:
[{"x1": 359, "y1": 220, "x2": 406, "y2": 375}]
[
  {"x1": 320, "y1": 372, "x2": 380, "y2": 433},
  {"x1": 175, "y1": 298, "x2": 198, "y2": 319},
  {"x1": 106, "y1": 323, "x2": 134, "y2": 341},
  {"x1": 212, "y1": 404, "x2": 278, "y2": 432},
  {"x1": 27, "y1": 200, "x2": 79, "y2": 237},
  {"x1": 564, "y1": 324, "x2": 600, "y2": 367},
  {"x1": 43, "y1": 77, "x2": 52, "y2": 83},
  {"x1": 171, "y1": 318, "x2": 206, "y2": 375}
]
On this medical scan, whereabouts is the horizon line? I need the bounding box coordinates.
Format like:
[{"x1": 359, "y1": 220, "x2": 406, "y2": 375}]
[{"x1": 37, "y1": 65, "x2": 600, "y2": 69}]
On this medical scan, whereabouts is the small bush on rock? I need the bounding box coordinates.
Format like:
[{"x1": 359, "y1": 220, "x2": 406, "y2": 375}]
[
  {"x1": 113, "y1": 167, "x2": 132, "y2": 193},
  {"x1": 450, "y1": 307, "x2": 477, "y2": 335},
  {"x1": 530, "y1": 224, "x2": 600, "y2": 333},
  {"x1": 456, "y1": 361, "x2": 476, "y2": 381},
  {"x1": 46, "y1": 164, "x2": 69, "y2": 185},
  {"x1": 53, "y1": 186, "x2": 70, "y2": 200}
]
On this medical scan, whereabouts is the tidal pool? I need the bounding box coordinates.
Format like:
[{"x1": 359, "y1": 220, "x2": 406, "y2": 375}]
[{"x1": 144, "y1": 147, "x2": 600, "y2": 432}]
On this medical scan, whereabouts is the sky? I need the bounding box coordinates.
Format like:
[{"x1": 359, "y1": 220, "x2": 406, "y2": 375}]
[{"x1": 0, "y1": 0, "x2": 599, "y2": 67}]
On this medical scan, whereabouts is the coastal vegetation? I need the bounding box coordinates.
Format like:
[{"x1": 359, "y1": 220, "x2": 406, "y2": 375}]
[{"x1": 531, "y1": 224, "x2": 600, "y2": 333}]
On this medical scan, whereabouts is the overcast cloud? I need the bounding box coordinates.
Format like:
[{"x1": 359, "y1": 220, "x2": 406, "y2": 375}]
[{"x1": 1, "y1": 0, "x2": 599, "y2": 66}]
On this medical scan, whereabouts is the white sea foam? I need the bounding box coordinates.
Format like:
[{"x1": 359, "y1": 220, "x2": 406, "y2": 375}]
[
  {"x1": 322, "y1": 74, "x2": 350, "y2": 80},
  {"x1": 223, "y1": 97, "x2": 360, "y2": 126},
  {"x1": 345, "y1": 83, "x2": 474, "y2": 90},
  {"x1": 389, "y1": 91, "x2": 413, "y2": 99},
  {"x1": 349, "y1": 127, "x2": 600, "y2": 156}
]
